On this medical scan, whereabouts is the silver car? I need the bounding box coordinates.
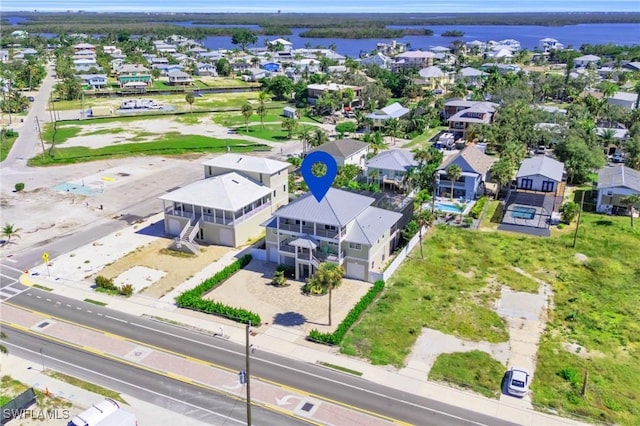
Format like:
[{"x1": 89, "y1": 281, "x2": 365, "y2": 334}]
[{"x1": 508, "y1": 367, "x2": 530, "y2": 397}]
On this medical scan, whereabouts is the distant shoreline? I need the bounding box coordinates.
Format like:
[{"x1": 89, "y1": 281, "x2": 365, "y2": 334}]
[{"x1": 4, "y1": 12, "x2": 640, "y2": 28}]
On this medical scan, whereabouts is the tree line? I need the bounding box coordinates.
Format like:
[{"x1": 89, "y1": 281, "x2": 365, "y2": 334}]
[{"x1": 9, "y1": 11, "x2": 640, "y2": 28}]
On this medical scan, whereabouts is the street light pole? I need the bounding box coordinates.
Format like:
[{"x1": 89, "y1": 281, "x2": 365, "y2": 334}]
[{"x1": 245, "y1": 321, "x2": 252, "y2": 426}]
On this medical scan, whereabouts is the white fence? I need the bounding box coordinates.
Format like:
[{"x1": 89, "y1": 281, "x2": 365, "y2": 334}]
[{"x1": 368, "y1": 227, "x2": 423, "y2": 283}]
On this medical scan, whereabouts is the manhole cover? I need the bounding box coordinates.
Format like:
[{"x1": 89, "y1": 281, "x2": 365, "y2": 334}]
[{"x1": 301, "y1": 403, "x2": 314, "y2": 412}]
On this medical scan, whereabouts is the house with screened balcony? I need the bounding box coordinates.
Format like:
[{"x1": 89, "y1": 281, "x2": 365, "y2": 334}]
[
  {"x1": 160, "y1": 154, "x2": 289, "y2": 251},
  {"x1": 263, "y1": 188, "x2": 404, "y2": 282}
]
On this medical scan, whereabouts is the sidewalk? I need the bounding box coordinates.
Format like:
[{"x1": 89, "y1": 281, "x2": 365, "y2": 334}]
[
  {"x1": 0, "y1": 353, "x2": 208, "y2": 426},
  {"x1": 15, "y1": 271, "x2": 587, "y2": 426}
]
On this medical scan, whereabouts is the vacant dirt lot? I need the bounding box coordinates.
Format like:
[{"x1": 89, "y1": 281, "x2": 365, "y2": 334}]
[{"x1": 94, "y1": 239, "x2": 230, "y2": 298}]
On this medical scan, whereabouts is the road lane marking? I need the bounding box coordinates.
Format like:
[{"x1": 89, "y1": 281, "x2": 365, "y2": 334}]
[
  {"x1": 4, "y1": 303, "x2": 487, "y2": 426},
  {"x1": 2, "y1": 323, "x2": 319, "y2": 426},
  {"x1": 2, "y1": 340, "x2": 247, "y2": 425}
]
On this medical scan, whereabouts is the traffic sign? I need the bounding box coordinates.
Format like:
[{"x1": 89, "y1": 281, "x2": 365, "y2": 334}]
[
  {"x1": 42, "y1": 252, "x2": 49, "y2": 263},
  {"x1": 239, "y1": 370, "x2": 247, "y2": 385}
]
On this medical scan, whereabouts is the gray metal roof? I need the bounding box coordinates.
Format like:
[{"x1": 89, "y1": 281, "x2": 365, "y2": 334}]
[
  {"x1": 439, "y1": 146, "x2": 495, "y2": 175},
  {"x1": 201, "y1": 153, "x2": 289, "y2": 175},
  {"x1": 516, "y1": 156, "x2": 565, "y2": 182},
  {"x1": 366, "y1": 102, "x2": 410, "y2": 121},
  {"x1": 159, "y1": 172, "x2": 271, "y2": 211},
  {"x1": 597, "y1": 166, "x2": 640, "y2": 192},
  {"x1": 307, "y1": 139, "x2": 369, "y2": 159},
  {"x1": 272, "y1": 188, "x2": 374, "y2": 226},
  {"x1": 345, "y1": 207, "x2": 402, "y2": 245},
  {"x1": 366, "y1": 149, "x2": 417, "y2": 172}
]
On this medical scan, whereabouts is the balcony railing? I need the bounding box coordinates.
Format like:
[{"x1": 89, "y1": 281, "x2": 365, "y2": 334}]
[
  {"x1": 165, "y1": 208, "x2": 194, "y2": 219},
  {"x1": 279, "y1": 223, "x2": 340, "y2": 239}
]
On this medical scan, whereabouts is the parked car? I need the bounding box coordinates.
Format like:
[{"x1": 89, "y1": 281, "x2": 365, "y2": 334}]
[
  {"x1": 612, "y1": 152, "x2": 625, "y2": 163},
  {"x1": 27, "y1": 96, "x2": 35, "y2": 102},
  {"x1": 507, "y1": 367, "x2": 530, "y2": 397},
  {"x1": 535, "y1": 145, "x2": 546, "y2": 155}
]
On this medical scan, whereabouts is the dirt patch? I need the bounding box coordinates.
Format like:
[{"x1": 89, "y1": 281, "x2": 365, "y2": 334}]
[{"x1": 94, "y1": 239, "x2": 230, "y2": 298}]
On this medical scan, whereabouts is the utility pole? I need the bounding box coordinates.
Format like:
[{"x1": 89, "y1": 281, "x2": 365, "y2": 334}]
[
  {"x1": 245, "y1": 321, "x2": 252, "y2": 426},
  {"x1": 35, "y1": 116, "x2": 46, "y2": 159},
  {"x1": 572, "y1": 190, "x2": 585, "y2": 248}
]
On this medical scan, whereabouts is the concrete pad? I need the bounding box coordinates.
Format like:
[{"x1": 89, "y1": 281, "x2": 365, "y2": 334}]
[{"x1": 114, "y1": 265, "x2": 167, "y2": 293}]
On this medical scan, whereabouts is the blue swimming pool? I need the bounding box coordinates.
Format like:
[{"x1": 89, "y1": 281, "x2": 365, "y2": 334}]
[
  {"x1": 434, "y1": 202, "x2": 466, "y2": 214},
  {"x1": 510, "y1": 206, "x2": 536, "y2": 220}
]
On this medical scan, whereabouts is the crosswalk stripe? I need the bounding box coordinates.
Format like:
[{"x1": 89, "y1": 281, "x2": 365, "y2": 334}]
[
  {"x1": 3, "y1": 257, "x2": 17, "y2": 263},
  {"x1": 3, "y1": 286, "x2": 21, "y2": 294}
]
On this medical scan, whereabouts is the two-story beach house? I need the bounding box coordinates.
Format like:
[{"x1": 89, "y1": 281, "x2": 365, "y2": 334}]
[
  {"x1": 160, "y1": 154, "x2": 289, "y2": 250},
  {"x1": 436, "y1": 146, "x2": 495, "y2": 200},
  {"x1": 307, "y1": 139, "x2": 369, "y2": 167},
  {"x1": 78, "y1": 74, "x2": 108, "y2": 89},
  {"x1": 306, "y1": 83, "x2": 364, "y2": 107},
  {"x1": 596, "y1": 166, "x2": 640, "y2": 215},
  {"x1": 264, "y1": 188, "x2": 403, "y2": 282},
  {"x1": 366, "y1": 149, "x2": 417, "y2": 192},
  {"x1": 392, "y1": 51, "x2": 435, "y2": 71},
  {"x1": 116, "y1": 64, "x2": 152, "y2": 88},
  {"x1": 445, "y1": 100, "x2": 498, "y2": 140}
]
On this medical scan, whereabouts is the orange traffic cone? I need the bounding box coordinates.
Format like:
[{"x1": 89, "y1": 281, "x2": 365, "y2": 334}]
[{"x1": 45, "y1": 387, "x2": 51, "y2": 397}]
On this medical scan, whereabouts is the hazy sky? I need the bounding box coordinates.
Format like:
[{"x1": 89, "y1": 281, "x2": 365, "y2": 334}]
[{"x1": 2, "y1": 0, "x2": 640, "y2": 13}]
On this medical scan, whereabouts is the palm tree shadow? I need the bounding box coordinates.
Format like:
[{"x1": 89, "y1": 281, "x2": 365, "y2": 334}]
[{"x1": 272, "y1": 311, "x2": 307, "y2": 326}]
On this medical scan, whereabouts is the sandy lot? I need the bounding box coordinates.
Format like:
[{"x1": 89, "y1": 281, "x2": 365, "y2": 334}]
[
  {"x1": 206, "y1": 260, "x2": 372, "y2": 336},
  {"x1": 94, "y1": 237, "x2": 231, "y2": 298}
]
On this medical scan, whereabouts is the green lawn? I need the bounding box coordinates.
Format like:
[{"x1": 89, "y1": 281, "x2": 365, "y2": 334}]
[
  {"x1": 429, "y1": 351, "x2": 505, "y2": 398},
  {"x1": 214, "y1": 110, "x2": 315, "y2": 127},
  {"x1": 341, "y1": 213, "x2": 640, "y2": 424},
  {"x1": 28, "y1": 133, "x2": 267, "y2": 166},
  {"x1": 46, "y1": 371, "x2": 127, "y2": 404},
  {"x1": 405, "y1": 126, "x2": 447, "y2": 148},
  {"x1": 234, "y1": 123, "x2": 316, "y2": 143},
  {"x1": 0, "y1": 132, "x2": 19, "y2": 162}
]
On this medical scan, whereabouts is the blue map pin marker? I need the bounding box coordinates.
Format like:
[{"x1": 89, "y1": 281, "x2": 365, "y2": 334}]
[{"x1": 301, "y1": 151, "x2": 337, "y2": 202}]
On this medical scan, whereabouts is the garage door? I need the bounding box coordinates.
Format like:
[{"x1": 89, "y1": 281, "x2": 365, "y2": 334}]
[
  {"x1": 168, "y1": 219, "x2": 182, "y2": 236},
  {"x1": 219, "y1": 229, "x2": 234, "y2": 247},
  {"x1": 346, "y1": 262, "x2": 366, "y2": 281}
]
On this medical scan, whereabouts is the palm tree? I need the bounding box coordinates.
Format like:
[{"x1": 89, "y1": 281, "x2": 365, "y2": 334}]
[
  {"x1": 309, "y1": 128, "x2": 329, "y2": 147},
  {"x1": 241, "y1": 103, "x2": 253, "y2": 132},
  {"x1": 446, "y1": 164, "x2": 462, "y2": 200},
  {"x1": 415, "y1": 209, "x2": 434, "y2": 259},
  {"x1": 256, "y1": 91, "x2": 270, "y2": 129},
  {"x1": 185, "y1": 93, "x2": 195, "y2": 113},
  {"x1": 366, "y1": 131, "x2": 387, "y2": 155},
  {"x1": 307, "y1": 262, "x2": 344, "y2": 326},
  {"x1": 1, "y1": 224, "x2": 22, "y2": 244},
  {"x1": 0, "y1": 331, "x2": 7, "y2": 355},
  {"x1": 621, "y1": 194, "x2": 640, "y2": 229},
  {"x1": 490, "y1": 158, "x2": 515, "y2": 200},
  {"x1": 384, "y1": 118, "x2": 401, "y2": 145},
  {"x1": 298, "y1": 126, "x2": 312, "y2": 154}
]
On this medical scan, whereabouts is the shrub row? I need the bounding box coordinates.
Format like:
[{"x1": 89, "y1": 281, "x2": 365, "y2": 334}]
[
  {"x1": 307, "y1": 280, "x2": 385, "y2": 345},
  {"x1": 469, "y1": 196, "x2": 487, "y2": 219},
  {"x1": 175, "y1": 254, "x2": 261, "y2": 325}
]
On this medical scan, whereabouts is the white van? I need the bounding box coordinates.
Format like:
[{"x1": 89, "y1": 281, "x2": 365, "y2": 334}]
[{"x1": 67, "y1": 398, "x2": 119, "y2": 426}]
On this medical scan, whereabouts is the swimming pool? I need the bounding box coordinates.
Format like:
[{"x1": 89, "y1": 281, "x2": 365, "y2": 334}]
[
  {"x1": 434, "y1": 202, "x2": 466, "y2": 214},
  {"x1": 510, "y1": 206, "x2": 536, "y2": 220}
]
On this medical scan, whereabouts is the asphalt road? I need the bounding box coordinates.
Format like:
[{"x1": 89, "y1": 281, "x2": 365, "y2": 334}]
[
  {"x1": 6, "y1": 291, "x2": 517, "y2": 426},
  {"x1": 2, "y1": 326, "x2": 311, "y2": 426}
]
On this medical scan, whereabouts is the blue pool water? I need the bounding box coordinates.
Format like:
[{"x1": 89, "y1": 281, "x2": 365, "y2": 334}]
[
  {"x1": 510, "y1": 206, "x2": 536, "y2": 220},
  {"x1": 434, "y1": 202, "x2": 466, "y2": 214}
]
